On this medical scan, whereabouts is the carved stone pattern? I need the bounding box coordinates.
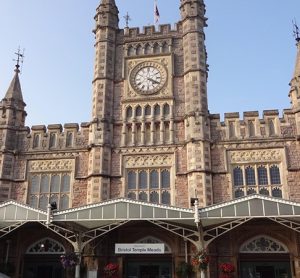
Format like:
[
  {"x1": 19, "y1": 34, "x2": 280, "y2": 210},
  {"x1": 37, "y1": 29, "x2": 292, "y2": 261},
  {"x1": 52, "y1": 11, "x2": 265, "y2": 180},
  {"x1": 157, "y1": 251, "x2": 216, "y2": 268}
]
[
  {"x1": 281, "y1": 126, "x2": 295, "y2": 137},
  {"x1": 30, "y1": 159, "x2": 74, "y2": 172},
  {"x1": 240, "y1": 236, "x2": 287, "y2": 253},
  {"x1": 230, "y1": 149, "x2": 282, "y2": 163},
  {"x1": 125, "y1": 154, "x2": 172, "y2": 168}
]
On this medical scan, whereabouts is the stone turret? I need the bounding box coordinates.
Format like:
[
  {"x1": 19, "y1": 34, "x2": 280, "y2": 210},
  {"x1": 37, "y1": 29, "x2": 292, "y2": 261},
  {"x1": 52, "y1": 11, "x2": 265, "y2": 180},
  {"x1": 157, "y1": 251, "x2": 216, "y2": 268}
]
[
  {"x1": 180, "y1": 0, "x2": 212, "y2": 207},
  {"x1": 0, "y1": 64, "x2": 27, "y2": 201},
  {"x1": 88, "y1": 0, "x2": 119, "y2": 204}
]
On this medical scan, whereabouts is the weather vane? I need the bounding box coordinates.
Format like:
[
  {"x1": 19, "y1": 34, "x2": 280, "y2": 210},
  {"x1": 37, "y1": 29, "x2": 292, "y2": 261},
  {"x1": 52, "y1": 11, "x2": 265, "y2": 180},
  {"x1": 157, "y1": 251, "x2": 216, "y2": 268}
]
[
  {"x1": 13, "y1": 47, "x2": 25, "y2": 73},
  {"x1": 123, "y1": 12, "x2": 131, "y2": 28},
  {"x1": 293, "y1": 19, "x2": 300, "y2": 42}
]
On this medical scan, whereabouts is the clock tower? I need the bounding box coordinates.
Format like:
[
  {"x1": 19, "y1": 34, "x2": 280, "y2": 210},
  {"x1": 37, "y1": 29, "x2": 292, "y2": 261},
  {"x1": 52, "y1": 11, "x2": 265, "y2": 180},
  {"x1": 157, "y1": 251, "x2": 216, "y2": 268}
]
[{"x1": 90, "y1": 0, "x2": 211, "y2": 207}]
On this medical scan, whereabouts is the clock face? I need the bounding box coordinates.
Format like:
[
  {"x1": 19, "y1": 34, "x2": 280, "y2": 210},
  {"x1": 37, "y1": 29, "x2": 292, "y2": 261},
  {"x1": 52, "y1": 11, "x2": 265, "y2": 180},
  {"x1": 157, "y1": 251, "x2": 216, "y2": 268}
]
[
  {"x1": 130, "y1": 62, "x2": 167, "y2": 95},
  {"x1": 134, "y1": 66, "x2": 161, "y2": 92}
]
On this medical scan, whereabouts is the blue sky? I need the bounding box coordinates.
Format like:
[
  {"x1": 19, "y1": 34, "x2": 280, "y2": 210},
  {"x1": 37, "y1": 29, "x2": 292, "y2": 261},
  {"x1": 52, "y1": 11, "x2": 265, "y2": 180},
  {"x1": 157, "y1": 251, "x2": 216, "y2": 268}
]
[{"x1": 0, "y1": 0, "x2": 299, "y2": 126}]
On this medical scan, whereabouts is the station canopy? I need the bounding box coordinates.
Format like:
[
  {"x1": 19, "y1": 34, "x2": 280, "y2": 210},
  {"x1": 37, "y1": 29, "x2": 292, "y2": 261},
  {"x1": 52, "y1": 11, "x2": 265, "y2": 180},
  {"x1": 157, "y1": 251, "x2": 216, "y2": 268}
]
[{"x1": 1, "y1": 195, "x2": 300, "y2": 233}]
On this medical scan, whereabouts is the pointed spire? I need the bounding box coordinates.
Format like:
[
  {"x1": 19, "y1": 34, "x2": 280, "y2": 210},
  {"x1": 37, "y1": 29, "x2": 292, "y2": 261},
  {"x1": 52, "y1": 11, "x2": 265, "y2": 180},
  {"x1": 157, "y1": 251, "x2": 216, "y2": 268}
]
[
  {"x1": 293, "y1": 41, "x2": 300, "y2": 79},
  {"x1": 4, "y1": 65, "x2": 23, "y2": 102}
]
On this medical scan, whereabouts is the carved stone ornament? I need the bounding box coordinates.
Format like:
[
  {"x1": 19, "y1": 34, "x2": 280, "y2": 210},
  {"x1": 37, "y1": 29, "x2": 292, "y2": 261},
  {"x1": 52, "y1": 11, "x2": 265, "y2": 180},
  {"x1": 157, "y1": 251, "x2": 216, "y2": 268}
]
[
  {"x1": 230, "y1": 149, "x2": 282, "y2": 163},
  {"x1": 124, "y1": 154, "x2": 172, "y2": 168},
  {"x1": 240, "y1": 236, "x2": 288, "y2": 253},
  {"x1": 29, "y1": 159, "x2": 74, "y2": 172}
]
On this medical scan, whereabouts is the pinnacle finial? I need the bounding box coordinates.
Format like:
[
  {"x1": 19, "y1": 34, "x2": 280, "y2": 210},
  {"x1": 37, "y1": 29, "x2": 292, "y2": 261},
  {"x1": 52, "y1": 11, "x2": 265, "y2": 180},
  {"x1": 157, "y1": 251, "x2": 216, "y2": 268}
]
[
  {"x1": 13, "y1": 47, "x2": 25, "y2": 74},
  {"x1": 124, "y1": 12, "x2": 131, "y2": 28},
  {"x1": 293, "y1": 20, "x2": 300, "y2": 43}
]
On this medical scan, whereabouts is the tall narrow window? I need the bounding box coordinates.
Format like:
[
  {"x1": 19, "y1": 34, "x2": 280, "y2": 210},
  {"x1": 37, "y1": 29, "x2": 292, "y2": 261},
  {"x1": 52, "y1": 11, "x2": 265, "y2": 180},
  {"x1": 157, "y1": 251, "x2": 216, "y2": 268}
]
[
  {"x1": 145, "y1": 105, "x2": 151, "y2": 116},
  {"x1": 248, "y1": 121, "x2": 255, "y2": 137},
  {"x1": 150, "y1": 170, "x2": 159, "y2": 189},
  {"x1": 163, "y1": 104, "x2": 170, "y2": 116},
  {"x1": 144, "y1": 44, "x2": 151, "y2": 54},
  {"x1": 162, "y1": 191, "x2": 170, "y2": 205},
  {"x1": 136, "y1": 106, "x2": 142, "y2": 117},
  {"x1": 257, "y1": 166, "x2": 268, "y2": 185},
  {"x1": 49, "y1": 133, "x2": 57, "y2": 148},
  {"x1": 229, "y1": 122, "x2": 235, "y2": 138},
  {"x1": 136, "y1": 124, "x2": 142, "y2": 144},
  {"x1": 66, "y1": 132, "x2": 73, "y2": 147},
  {"x1": 269, "y1": 119, "x2": 275, "y2": 136},
  {"x1": 136, "y1": 45, "x2": 143, "y2": 55},
  {"x1": 245, "y1": 166, "x2": 256, "y2": 186},
  {"x1": 127, "y1": 125, "x2": 132, "y2": 145},
  {"x1": 164, "y1": 123, "x2": 170, "y2": 142},
  {"x1": 153, "y1": 43, "x2": 160, "y2": 54},
  {"x1": 270, "y1": 165, "x2": 281, "y2": 185},
  {"x1": 154, "y1": 105, "x2": 160, "y2": 117},
  {"x1": 139, "y1": 171, "x2": 147, "y2": 189},
  {"x1": 61, "y1": 175, "x2": 71, "y2": 192},
  {"x1": 154, "y1": 123, "x2": 160, "y2": 143},
  {"x1": 50, "y1": 175, "x2": 60, "y2": 193},
  {"x1": 233, "y1": 167, "x2": 243, "y2": 186},
  {"x1": 161, "y1": 170, "x2": 170, "y2": 188},
  {"x1": 126, "y1": 106, "x2": 133, "y2": 119},
  {"x1": 162, "y1": 42, "x2": 169, "y2": 53},
  {"x1": 145, "y1": 123, "x2": 151, "y2": 144},
  {"x1": 40, "y1": 175, "x2": 50, "y2": 193},
  {"x1": 128, "y1": 171, "x2": 137, "y2": 189},
  {"x1": 33, "y1": 134, "x2": 40, "y2": 149}
]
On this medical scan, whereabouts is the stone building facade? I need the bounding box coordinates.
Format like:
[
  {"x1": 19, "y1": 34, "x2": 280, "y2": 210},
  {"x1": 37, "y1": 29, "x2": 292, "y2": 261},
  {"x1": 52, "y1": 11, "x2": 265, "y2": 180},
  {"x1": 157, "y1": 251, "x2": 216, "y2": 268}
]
[{"x1": 1, "y1": 0, "x2": 300, "y2": 277}]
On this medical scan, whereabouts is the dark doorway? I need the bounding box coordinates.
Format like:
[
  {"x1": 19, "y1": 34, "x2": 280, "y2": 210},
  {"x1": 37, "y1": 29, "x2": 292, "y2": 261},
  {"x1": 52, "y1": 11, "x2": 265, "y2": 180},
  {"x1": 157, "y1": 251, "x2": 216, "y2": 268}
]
[
  {"x1": 23, "y1": 257, "x2": 64, "y2": 278},
  {"x1": 256, "y1": 266, "x2": 275, "y2": 278},
  {"x1": 140, "y1": 265, "x2": 159, "y2": 278}
]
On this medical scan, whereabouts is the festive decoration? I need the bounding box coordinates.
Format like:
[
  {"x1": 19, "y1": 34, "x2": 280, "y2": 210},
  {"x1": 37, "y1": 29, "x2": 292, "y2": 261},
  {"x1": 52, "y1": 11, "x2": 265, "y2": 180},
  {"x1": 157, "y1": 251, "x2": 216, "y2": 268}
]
[
  {"x1": 191, "y1": 249, "x2": 209, "y2": 270},
  {"x1": 103, "y1": 263, "x2": 118, "y2": 278},
  {"x1": 60, "y1": 252, "x2": 79, "y2": 269},
  {"x1": 219, "y1": 262, "x2": 235, "y2": 278}
]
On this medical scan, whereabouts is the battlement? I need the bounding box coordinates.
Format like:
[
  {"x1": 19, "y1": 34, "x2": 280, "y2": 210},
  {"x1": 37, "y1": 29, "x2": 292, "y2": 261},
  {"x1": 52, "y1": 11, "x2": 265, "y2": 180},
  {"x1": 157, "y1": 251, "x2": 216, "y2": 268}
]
[
  {"x1": 210, "y1": 109, "x2": 296, "y2": 141},
  {"x1": 123, "y1": 23, "x2": 182, "y2": 39},
  {"x1": 22, "y1": 122, "x2": 90, "y2": 152}
]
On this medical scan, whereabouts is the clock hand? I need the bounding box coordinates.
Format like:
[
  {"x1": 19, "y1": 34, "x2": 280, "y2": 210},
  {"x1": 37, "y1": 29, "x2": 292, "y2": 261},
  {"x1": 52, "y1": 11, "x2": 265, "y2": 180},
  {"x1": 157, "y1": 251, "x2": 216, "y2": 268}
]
[{"x1": 147, "y1": 77, "x2": 159, "y2": 84}]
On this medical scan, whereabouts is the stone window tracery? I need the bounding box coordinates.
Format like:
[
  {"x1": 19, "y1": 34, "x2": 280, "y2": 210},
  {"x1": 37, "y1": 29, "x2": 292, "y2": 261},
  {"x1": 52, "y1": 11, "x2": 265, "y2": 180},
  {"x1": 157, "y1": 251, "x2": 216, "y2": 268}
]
[
  {"x1": 127, "y1": 168, "x2": 171, "y2": 205},
  {"x1": 240, "y1": 236, "x2": 288, "y2": 253},
  {"x1": 26, "y1": 238, "x2": 65, "y2": 254},
  {"x1": 232, "y1": 164, "x2": 282, "y2": 199},
  {"x1": 28, "y1": 173, "x2": 71, "y2": 210}
]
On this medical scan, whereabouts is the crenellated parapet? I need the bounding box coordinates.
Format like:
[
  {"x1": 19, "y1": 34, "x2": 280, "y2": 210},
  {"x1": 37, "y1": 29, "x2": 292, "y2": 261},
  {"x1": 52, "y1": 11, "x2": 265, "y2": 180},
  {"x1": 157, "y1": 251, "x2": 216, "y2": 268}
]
[
  {"x1": 19, "y1": 122, "x2": 90, "y2": 152},
  {"x1": 210, "y1": 109, "x2": 296, "y2": 142},
  {"x1": 123, "y1": 24, "x2": 182, "y2": 41}
]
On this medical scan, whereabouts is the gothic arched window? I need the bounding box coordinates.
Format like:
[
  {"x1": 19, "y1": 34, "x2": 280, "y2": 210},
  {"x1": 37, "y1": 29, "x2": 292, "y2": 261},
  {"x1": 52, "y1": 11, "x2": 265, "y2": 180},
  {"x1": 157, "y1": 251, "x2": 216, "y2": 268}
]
[
  {"x1": 245, "y1": 166, "x2": 256, "y2": 186},
  {"x1": 257, "y1": 166, "x2": 268, "y2": 185},
  {"x1": 139, "y1": 171, "x2": 147, "y2": 189},
  {"x1": 233, "y1": 167, "x2": 243, "y2": 186},
  {"x1": 163, "y1": 104, "x2": 170, "y2": 116},
  {"x1": 50, "y1": 175, "x2": 60, "y2": 193},
  {"x1": 135, "y1": 106, "x2": 142, "y2": 117},
  {"x1": 154, "y1": 105, "x2": 160, "y2": 116},
  {"x1": 126, "y1": 106, "x2": 133, "y2": 119},
  {"x1": 128, "y1": 171, "x2": 137, "y2": 190},
  {"x1": 161, "y1": 191, "x2": 170, "y2": 205},
  {"x1": 161, "y1": 170, "x2": 170, "y2": 188},
  {"x1": 33, "y1": 134, "x2": 40, "y2": 149},
  {"x1": 150, "y1": 170, "x2": 159, "y2": 189},
  {"x1": 145, "y1": 105, "x2": 151, "y2": 116},
  {"x1": 270, "y1": 165, "x2": 281, "y2": 185}
]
